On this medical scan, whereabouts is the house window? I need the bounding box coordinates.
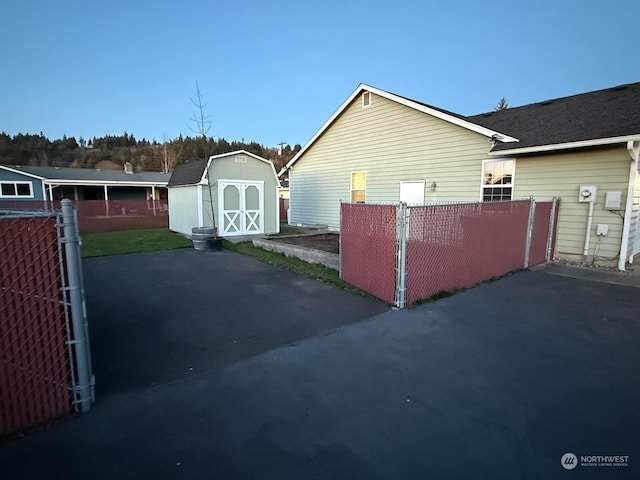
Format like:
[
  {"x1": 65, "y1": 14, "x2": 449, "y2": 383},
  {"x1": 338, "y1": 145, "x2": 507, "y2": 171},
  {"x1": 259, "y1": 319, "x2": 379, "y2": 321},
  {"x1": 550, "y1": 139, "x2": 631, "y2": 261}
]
[
  {"x1": 351, "y1": 172, "x2": 366, "y2": 203},
  {"x1": 362, "y1": 91, "x2": 371, "y2": 108},
  {"x1": 482, "y1": 159, "x2": 514, "y2": 201},
  {"x1": 0, "y1": 181, "x2": 33, "y2": 198}
]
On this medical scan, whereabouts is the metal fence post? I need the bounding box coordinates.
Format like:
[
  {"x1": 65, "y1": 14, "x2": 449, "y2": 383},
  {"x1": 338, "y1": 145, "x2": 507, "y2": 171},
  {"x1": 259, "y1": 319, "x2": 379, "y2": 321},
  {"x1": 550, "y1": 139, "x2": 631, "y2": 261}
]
[
  {"x1": 394, "y1": 202, "x2": 409, "y2": 309},
  {"x1": 339, "y1": 200, "x2": 343, "y2": 276},
  {"x1": 60, "y1": 199, "x2": 94, "y2": 413},
  {"x1": 545, "y1": 197, "x2": 559, "y2": 262},
  {"x1": 524, "y1": 197, "x2": 536, "y2": 269}
]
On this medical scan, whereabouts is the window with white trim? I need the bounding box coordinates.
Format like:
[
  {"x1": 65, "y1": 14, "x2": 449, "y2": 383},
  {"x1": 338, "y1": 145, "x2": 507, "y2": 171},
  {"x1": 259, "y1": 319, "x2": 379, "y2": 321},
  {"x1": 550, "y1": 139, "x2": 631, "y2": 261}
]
[
  {"x1": 362, "y1": 91, "x2": 371, "y2": 108},
  {"x1": 351, "y1": 172, "x2": 366, "y2": 203},
  {"x1": 482, "y1": 159, "x2": 514, "y2": 201},
  {"x1": 0, "y1": 181, "x2": 33, "y2": 198}
]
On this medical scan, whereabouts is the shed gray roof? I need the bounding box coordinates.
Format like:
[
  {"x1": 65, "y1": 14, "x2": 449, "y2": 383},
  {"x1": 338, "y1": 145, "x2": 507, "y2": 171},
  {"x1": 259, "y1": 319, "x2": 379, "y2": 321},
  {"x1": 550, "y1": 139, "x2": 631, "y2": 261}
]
[
  {"x1": 2, "y1": 165, "x2": 169, "y2": 184},
  {"x1": 167, "y1": 159, "x2": 207, "y2": 187},
  {"x1": 467, "y1": 82, "x2": 640, "y2": 152}
]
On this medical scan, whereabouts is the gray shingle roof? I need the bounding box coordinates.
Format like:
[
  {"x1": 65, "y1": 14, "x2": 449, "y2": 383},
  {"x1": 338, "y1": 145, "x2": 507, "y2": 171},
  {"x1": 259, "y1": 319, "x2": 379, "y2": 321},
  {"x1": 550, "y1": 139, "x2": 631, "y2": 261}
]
[
  {"x1": 3, "y1": 165, "x2": 169, "y2": 183},
  {"x1": 466, "y1": 82, "x2": 640, "y2": 152},
  {"x1": 167, "y1": 159, "x2": 207, "y2": 187}
]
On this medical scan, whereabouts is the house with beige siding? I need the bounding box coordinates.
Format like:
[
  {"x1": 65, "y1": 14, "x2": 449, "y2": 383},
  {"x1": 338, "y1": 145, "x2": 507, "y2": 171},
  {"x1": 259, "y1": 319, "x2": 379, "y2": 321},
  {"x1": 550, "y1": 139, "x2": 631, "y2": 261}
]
[
  {"x1": 168, "y1": 150, "x2": 280, "y2": 237},
  {"x1": 280, "y1": 83, "x2": 640, "y2": 270}
]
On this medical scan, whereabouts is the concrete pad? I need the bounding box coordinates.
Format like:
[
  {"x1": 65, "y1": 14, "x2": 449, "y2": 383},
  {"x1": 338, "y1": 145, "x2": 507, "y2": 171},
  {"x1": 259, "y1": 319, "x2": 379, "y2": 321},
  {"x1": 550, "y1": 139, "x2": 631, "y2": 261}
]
[
  {"x1": 1, "y1": 269, "x2": 638, "y2": 479},
  {"x1": 533, "y1": 261, "x2": 640, "y2": 288}
]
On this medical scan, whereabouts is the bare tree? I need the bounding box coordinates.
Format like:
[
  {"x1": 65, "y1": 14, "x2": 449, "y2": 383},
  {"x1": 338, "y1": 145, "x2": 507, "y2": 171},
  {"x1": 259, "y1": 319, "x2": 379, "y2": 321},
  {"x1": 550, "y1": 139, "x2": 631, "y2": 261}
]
[
  {"x1": 189, "y1": 81, "x2": 212, "y2": 159},
  {"x1": 188, "y1": 81, "x2": 216, "y2": 230}
]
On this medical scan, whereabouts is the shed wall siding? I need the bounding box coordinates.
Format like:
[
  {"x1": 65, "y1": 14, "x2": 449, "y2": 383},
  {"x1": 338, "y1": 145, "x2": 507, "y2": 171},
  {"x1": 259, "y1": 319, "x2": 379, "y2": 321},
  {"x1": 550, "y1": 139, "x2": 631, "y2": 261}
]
[
  {"x1": 289, "y1": 93, "x2": 491, "y2": 229},
  {"x1": 169, "y1": 186, "x2": 199, "y2": 235},
  {"x1": 512, "y1": 146, "x2": 631, "y2": 260}
]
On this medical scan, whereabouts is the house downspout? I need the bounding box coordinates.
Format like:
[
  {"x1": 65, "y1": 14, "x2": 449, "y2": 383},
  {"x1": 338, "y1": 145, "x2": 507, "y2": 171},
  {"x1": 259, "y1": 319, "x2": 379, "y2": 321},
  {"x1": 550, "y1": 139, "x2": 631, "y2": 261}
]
[{"x1": 618, "y1": 140, "x2": 639, "y2": 271}]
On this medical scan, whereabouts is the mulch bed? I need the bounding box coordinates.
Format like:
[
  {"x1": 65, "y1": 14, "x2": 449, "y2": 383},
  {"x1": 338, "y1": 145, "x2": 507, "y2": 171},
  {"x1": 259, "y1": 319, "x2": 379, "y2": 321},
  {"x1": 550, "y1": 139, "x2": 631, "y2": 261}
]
[{"x1": 268, "y1": 233, "x2": 339, "y2": 254}]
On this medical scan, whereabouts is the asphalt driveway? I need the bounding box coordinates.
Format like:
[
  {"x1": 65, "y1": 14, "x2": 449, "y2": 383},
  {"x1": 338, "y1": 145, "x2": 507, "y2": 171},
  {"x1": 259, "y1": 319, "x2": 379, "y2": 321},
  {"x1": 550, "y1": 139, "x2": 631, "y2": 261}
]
[
  {"x1": 82, "y1": 248, "x2": 388, "y2": 396},
  {"x1": 0, "y1": 250, "x2": 638, "y2": 479}
]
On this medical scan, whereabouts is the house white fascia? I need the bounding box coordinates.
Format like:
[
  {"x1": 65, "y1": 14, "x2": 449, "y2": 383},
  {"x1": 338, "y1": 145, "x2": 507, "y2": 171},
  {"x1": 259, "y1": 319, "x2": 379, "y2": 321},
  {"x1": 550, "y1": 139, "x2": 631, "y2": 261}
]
[
  {"x1": 278, "y1": 83, "x2": 519, "y2": 176},
  {"x1": 488, "y1": 134, "x2": 640, "y2": 156},
  {"x1": 0, "y1": 165, "x2": 46, "y2": 180}
]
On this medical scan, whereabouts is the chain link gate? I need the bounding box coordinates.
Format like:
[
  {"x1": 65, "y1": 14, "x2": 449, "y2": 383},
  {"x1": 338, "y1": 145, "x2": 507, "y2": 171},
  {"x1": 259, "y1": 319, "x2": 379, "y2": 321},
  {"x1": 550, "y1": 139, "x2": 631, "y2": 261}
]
[{"x1": 1, "y1": 199, "x2": 94, "y2": 437}]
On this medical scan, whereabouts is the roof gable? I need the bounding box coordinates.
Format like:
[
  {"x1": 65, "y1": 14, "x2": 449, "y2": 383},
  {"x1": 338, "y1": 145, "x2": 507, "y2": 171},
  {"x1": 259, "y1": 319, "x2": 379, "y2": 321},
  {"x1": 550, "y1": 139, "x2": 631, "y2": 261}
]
[
  {"x1": 279, "y1": 83, "x2": 518, "y2": 175},
  {"x1": 280, "y1": 81, "x2": 640, "y2": 175},
  {"x1": 468, "y1": 82, "x2": 640, "y2": 154}
]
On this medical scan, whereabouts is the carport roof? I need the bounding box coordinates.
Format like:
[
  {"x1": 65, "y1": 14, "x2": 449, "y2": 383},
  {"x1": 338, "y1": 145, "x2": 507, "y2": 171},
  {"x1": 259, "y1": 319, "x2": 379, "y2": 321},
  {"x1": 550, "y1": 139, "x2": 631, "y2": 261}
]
[{"x1": 1, "y1": 164, "x2": 169, "y2": 185}]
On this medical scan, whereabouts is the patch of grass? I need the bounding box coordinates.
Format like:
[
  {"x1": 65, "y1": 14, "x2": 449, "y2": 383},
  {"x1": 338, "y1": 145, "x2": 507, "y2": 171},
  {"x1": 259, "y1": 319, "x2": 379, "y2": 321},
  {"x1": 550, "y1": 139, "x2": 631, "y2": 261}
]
[
  {"x1": 223, "y1": 240, "x2": 371, "y2": 297},
  {"x1": 81, "y1": 228, "x2": 192, "y2": 258},
  {"x1": 413, "y1": 289, "x2": 460, "y2": 306}
]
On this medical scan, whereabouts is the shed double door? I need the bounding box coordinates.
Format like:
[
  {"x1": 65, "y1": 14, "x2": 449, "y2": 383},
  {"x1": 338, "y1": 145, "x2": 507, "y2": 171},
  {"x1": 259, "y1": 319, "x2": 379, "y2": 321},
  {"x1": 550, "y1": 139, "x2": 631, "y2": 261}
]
[{"x1": 218, "y1": 180, "x2": 264, "y2": 236}]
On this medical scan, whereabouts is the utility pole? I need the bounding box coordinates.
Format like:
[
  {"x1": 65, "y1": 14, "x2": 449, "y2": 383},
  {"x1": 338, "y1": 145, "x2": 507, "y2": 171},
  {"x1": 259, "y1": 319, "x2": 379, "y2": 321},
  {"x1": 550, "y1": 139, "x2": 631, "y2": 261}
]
[
  {"x1": 277, "y1": 141, "x2": 287, "y2": 155},
  {"x1": 162, "y1": 133, "x2": 169, "y2": 174}
]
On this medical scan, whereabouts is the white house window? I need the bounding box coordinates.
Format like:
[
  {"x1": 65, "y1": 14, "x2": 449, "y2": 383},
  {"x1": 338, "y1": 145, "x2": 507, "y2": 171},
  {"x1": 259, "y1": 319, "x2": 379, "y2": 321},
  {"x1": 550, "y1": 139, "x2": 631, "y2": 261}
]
[
  {"x1": 0, "y1": 181, "x2": 33, "y2": 198},
  {"x1": 351, "y1": 172, "x2": 366, "y2": 203},
  {"x1": 482, "y1": 159, "x2": 514, "y2": 201},
  {"x1": 362, "y1": 91, "x2": 371, "y2": 108}
]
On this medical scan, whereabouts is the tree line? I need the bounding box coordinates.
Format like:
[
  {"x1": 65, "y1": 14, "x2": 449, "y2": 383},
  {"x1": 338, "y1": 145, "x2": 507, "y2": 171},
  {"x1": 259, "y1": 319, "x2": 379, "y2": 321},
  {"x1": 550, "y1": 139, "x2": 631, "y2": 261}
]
[{"x1": 0, "y1": 132, "x2": 301, "y2": 174}]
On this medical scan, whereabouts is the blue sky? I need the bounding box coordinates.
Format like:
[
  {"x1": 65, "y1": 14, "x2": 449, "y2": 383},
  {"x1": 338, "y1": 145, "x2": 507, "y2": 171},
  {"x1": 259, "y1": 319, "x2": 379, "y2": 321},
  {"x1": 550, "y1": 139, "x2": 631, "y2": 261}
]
[{"x1": 2, "y1": 0, "x2": 639, "y2": 149}]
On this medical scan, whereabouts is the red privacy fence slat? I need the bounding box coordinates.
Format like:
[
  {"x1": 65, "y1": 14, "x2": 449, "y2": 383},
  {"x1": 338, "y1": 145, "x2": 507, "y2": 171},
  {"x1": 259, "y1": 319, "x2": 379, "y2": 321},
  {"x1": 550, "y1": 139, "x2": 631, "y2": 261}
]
[
  {"x1": 340, "y1": 203, "x2": 397, "y2": 305},
  {"x1": 340, "y1": 199, "x2": 559, "y2": 307},
  {"x1": 0, "y1": 199, "x2": 168, "y2": 233},
  {"x1": 0, "y1": 216, "x2": 71, "y2": 437},
  {"x1": 406, "y1": 201, "x2": 530, "y2": 305}
]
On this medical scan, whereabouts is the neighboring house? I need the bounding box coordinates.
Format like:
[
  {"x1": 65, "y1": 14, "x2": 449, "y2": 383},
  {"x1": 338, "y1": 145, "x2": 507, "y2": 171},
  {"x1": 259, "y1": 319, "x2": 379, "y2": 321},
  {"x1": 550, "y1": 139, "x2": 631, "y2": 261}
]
[
  {"x1": 168, "y1": 150, "x2": 280, "y2": 237},
  {"x1": 279, "y1": 179, "x2": 290, "y2": 199},
  {"x1": 279, "y1": 82, "x2": 640, "y2": 270},
  {"x1": 0, "y1": 163, "x2": 169, "y2": 201}
]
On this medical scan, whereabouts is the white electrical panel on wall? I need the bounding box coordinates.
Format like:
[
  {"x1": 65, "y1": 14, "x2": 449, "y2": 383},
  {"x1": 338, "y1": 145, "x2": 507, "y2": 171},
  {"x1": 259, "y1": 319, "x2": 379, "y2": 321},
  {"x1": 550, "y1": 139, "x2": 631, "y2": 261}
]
[{"x1": 604, "y1": 191, "x2": 622, "y2": 210}]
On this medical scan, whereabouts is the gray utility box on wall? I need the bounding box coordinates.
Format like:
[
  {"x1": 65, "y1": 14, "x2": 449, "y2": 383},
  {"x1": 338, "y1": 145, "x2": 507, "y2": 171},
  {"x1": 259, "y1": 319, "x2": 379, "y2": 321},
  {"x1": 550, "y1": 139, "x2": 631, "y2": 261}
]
[{"x1": 604, "y1": 191, "x2": 622, "y2": 210}]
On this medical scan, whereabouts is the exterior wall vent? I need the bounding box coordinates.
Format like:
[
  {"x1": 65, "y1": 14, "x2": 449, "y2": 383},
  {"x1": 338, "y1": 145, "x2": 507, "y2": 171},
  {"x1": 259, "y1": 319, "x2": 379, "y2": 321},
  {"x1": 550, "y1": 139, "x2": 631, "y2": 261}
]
[{"x1": 362, "y1": 91, "x2": 372, "y2": 108}]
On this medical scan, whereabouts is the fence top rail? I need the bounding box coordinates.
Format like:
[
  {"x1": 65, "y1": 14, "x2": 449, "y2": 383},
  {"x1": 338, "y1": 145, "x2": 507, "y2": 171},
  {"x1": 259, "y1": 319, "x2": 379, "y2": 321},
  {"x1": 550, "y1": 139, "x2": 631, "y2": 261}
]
[
  {"x1": 0, "y1": 209, "x2": 59, "y2": 218},
  {"x1": 341, "y1": 198, "x2": 536, "y2": 208}
]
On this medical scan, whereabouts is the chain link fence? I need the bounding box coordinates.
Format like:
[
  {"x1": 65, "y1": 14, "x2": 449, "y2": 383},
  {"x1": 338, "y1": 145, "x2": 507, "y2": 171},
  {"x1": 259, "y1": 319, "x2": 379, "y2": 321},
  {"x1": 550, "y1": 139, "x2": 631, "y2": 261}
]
[
  {"x1": 340, "y1": 203, "x2": 398, "y2": 304},
  {"x1": 1, "y1": 200, "x2": 93, "y2": 438},
  {"x1": 0, "y1": 199, "x2": 167, "y2": 233},
  {"x1": 340, "y1": 198, "x2": 559, "y2": 308}
]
